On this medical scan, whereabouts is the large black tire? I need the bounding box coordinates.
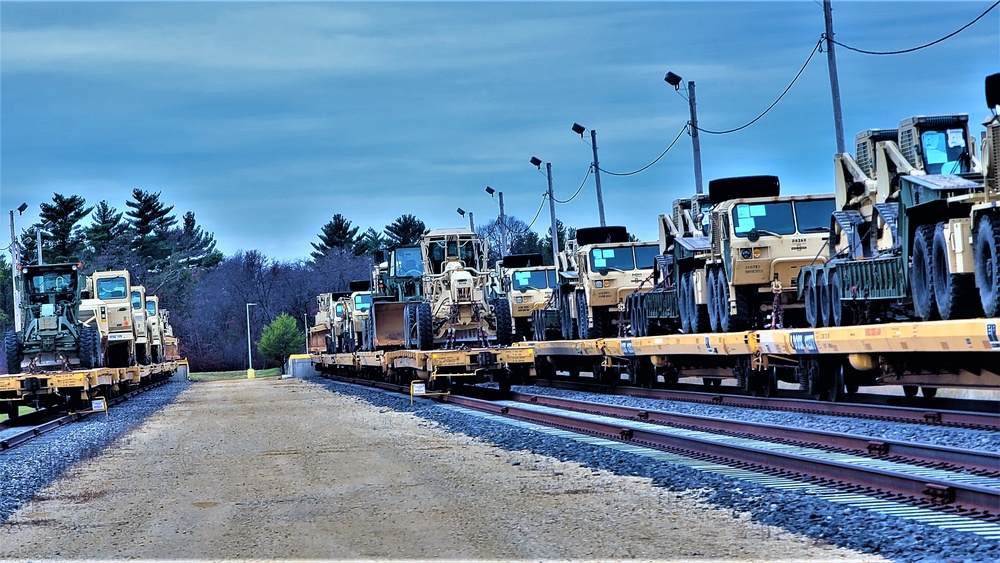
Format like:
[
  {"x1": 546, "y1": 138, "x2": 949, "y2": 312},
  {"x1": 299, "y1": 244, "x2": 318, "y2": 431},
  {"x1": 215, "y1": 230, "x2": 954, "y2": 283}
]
[
  {"x1": 79, "y1": 326, "x2": 98, "y2": 369},
  {"x1": 531, "y1": 310, "x2": 546, "y2": 341},
  {"x1": 932, "y1": 222, "x2": 981, "y2": 320},
  {"x1": 575, "y1": 292, "x2": 589, "y2": 340},
  {"x1": 975, "y1": 214, "x2": 1000, "y2": 317},
  {"x1": 829, "y1": 269, "x2": 853, "y2": 327},
  {"x1": 415, "y1": 302, "x2": 433, "y2": 350},
  {"x1": 494, "y1": 299, "x2": 513, "y2": 346},
  {"x1": 559, "y1": 290, "x2": 575, "y2": 341},
  {"x1": 818, "y1": 269, "x2": 832, "y2": 328},
  {"x1": 136, "y1": 344, "x2": 149, "y2": 366},
  {"x1": 910, "y1": 224, "x2": 938, "y2": 321},
  {"x1": 718, "y1": 269, "x2": 749, "y2": 332},
  {"x1": 679, "y1": 272, "x2": 692, "y2": 334},
  {"x1": 706, "y1": 267, "x2": 721, "y2": 333},
  {"x1": 4, "y1": 329, "x2": 22, "y2": 375},
  {"x1": 804, "y1": 271, "x2": 819, "y2": 328}
]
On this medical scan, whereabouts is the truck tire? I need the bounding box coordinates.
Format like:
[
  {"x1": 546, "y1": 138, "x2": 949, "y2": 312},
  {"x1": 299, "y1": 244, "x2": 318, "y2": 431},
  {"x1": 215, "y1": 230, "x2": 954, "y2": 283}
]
[
  {"x1": 975, "y1": 214, "x2": 999, "y2": 317},
  {"x1": 79, "y1": 326, "x2": 98, "y2": 369},
  {"x1": 804, "y1": 271, "x2": 819, "y2": 327},
  {"x1": 932, "y1": 221, "x2": 981, "y2": 320},
  {"x1": 494, "y1": 299, "x2": 513, "y2": 346},
  {"x1": 910, "y1": 224, "x2": 938, "y2": 321},
  {"x1": 720, "y1": 282, "x2": 750, "y2": 332},
  {"x1": 415, "y1": 302, "x2": 433, "y2": 351},
  {"x1": 679, "y1": 272, "x2": 692, "y2": 334},
  {"x1": 575, "y1": 292, "x2": 589, "y2": 340},
  {"x1": 4, "y1": 329, "x2": 22, "y2": 375},
  {"x1": 560, "y1": 290, "x2": 576, "y2": 341},
  {"x1": 829, "y1": 269, "x2": 853, "y2": 326},
  {"x1": 686, "y1": 272, "x2": 710, "y2": 334},
  {"x1": 818, "y1": 269, "x2": 832, "y2": 328},
  {"x1": 706, "y1": 267, "x2": 721, "y2": 333}
]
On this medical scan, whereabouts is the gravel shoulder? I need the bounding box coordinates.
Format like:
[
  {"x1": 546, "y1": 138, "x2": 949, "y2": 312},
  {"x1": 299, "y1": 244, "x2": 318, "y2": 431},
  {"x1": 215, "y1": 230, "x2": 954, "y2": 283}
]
[{"x1": 0, "y1": 377, "x2": 881, "y2": 560}]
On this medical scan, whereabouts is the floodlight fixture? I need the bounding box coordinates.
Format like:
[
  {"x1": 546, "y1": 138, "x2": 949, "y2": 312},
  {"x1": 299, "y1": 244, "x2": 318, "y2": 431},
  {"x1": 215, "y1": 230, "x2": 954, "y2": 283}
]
[
  {"x1": 664, "y1": 71, "x2": 683, "y2": 89},
  {"x1": 456, "y1": 208, "x2": 466, "y2": 217},
  {"x1": 485, "y1": 186, "x2": 495, "y2": 196},
  {"x1": 529, "y1": 156, "x2": 542, "y2": 168},
  {"x1": 571, "y1": 123, "x2": 586, "y2": 137},
  {"x1": 17, "y1": 203, "x2": 28, "y2": 214}
]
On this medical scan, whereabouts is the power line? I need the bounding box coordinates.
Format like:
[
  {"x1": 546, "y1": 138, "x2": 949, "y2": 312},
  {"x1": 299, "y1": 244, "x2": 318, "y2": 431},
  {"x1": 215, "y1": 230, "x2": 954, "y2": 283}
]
[
  {"x1": 598, "y1": 124, "x2": 688, "y2": 176},
  {"x1": 697, "y1": 38, "x2": 824, "y2": 135},
  {"x1": 552, "y1": 165, "x2": 592, "y2": 204},
  {"x1": 506, "y1": 192, "x2": 549, "y2": 234},
  {"x1": 829, "y1": 1, "x2": 999, "y2": 55}
]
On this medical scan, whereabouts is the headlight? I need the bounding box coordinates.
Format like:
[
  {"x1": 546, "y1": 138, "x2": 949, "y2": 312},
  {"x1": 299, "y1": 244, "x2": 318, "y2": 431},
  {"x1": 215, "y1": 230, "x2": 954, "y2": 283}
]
[
  {"x1": 741, "y1": 248, "x2": 752, "y2": 259},
  {"x1": 595, "y1": 280, "x2": 604, "y2": 288},
  {"x1": 516, "y1": 297, "x2": 523, "y2": 303}
]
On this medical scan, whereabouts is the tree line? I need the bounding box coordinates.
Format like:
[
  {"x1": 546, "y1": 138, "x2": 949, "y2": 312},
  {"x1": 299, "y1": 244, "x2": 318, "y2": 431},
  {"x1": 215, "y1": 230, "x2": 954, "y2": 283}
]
[{"x1": 1, "y1": 192, "x2": 579, "y2": 372}]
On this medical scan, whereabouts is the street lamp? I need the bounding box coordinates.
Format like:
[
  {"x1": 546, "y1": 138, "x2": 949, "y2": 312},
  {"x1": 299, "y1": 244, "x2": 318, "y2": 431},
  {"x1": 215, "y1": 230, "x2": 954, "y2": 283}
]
[
  {"x1": 571, "y1": 122, "x2": 607, "y2": 227},
  {"x1": 8, "y1": 203, "x2": 28, "y2": 332},
  {"x1": 531, "y1": 156, "x2": 560, "y2": 267},
  {"x1": 36, "y1": 221, "x2": 54, "y2": 265},
  {"x1": 665, "y1": 70, "x2": 704, "y2": 195},
  {"x1": 485, "y1": 186, "x2": 508, "y2": 257},
  {"x1": 246, "y1": 302, "x2": 257, "y2": 379},
  {"x1": 456, "y1": 208, "x2": 475, "y2": 232}
]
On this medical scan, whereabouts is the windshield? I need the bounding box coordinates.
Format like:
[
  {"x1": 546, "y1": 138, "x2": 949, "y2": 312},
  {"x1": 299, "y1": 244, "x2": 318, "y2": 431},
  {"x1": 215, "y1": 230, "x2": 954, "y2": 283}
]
[
  {"x1": 28, "y1": 271, "x2": 74, "y2": 294},
  {"x1": 920, "y1": 128, "x2": 968, "y2": 174},
  {"x1": 633, "y1": 245, "x2": 659, "y2": 270},
  {"x1": 354, "y1": 294, "x2": 372, "y2": 312},
  {"x1": 732, "y1": 202, "x2": 796, "y2": 237},
  {"x1": 393, "y1": 247, "x2": 423, "y2": 277},
  {"x1": 589, "y1": 246, "x2": 635, "y2": 270},
  {"x1": 145, "y1": 300, "x2": 157, "y2": 317},
  {"x1": 131, "y1": 290, "x2": 143, "y2": 310},
  {"x1": 794, "y1": 199, "x2": 835, "y2": 233},
  {"x1": 96, "y1": 276, "x2": 128, "y2": 300},
  {"x1": 335, "y1": 303, "x2": 344, "y2": 317},
  {"x1": 428, "y1": 237, "x2": 480, "y2": 273},
  {"x1": 511, "y1": 269, "x2": 555, "y2": 291}
]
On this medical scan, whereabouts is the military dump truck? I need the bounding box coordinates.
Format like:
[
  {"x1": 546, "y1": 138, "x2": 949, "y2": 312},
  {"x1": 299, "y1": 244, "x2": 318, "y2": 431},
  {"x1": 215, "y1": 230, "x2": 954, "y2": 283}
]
[
  {"x1": 144, "y1": 295, "x2": 165, "y2": 363},
  {"x1": 400, "y1": 228, "x2": 510, "y2": 350},
  {"x1": 537, "y1": 227, "x2": 657, "y2": 341},
  {"x1": 798, "y1": 74, "x2": 1000, "y2": 325},
  {"x1": 130, "y1": 285, "x2": 152, "y2": 364},
  {"x1": 87, "y1": 270, "x2": 138, "y2": 367},
  {"x1": 500, "y1": 253, "x2": 556, "y2": 341},
  {"x1": 4, "y1": 263, "x2": 99, "y2": 374},
  {"x1": 627, "y1": 176, "x2": 836, "y2": 335}
]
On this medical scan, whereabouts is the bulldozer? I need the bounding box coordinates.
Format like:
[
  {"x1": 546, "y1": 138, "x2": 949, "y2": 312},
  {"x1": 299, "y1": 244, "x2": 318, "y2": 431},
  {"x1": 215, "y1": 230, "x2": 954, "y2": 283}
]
[{"x1": 4, "y1": 263, "x2": 99, "y2": 373}]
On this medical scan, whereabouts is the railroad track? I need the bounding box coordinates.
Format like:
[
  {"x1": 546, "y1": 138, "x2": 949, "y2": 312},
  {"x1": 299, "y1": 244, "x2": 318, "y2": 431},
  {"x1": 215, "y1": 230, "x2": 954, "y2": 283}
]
[
  {"x1": 534, "y1": 379, "x2": 1000, "y2": 431},
  {"x1": 322, "y1": 374, "x2": 1000, "y2": 534},
  {"x1": 0, "y1": 377, "x2": 173, "y2": 451}
]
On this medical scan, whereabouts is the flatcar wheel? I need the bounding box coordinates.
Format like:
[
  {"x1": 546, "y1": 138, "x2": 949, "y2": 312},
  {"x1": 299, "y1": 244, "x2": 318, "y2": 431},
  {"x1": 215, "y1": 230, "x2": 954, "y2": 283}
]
[
  {"x1": 823, "y1": 363, "x2": 845, "y2": 403},
  {"x1": 921, "y1": 387, "x2": 937, "y2": 398},
  {"x1": 902, "y1": 385, "x2": 919, "y2": 398},
  {"x1": 975, "y1": 214, "x2": 1000, "y2": 317}
]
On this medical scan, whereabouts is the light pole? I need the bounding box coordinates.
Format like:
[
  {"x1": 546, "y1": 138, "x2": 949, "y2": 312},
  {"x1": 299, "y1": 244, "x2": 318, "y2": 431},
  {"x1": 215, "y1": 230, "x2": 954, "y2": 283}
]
[
  {"x1": 456, "y1": 208, "x2": 475, "y2": 232},
  {"x1": 485, "y1": 186, "x2": 508, "y2": 257},
  {"x1": 665, "y1": 71, "x2": 704, "y2": 195},
  {"x1": 530, "y1": 157, "x2": 560, "y2": 267},
  {"x1": 36, "y1": 221, "x2": 54, "y2": 265},
  {"x1": 246, "y1": 302, "x2": 257, "y2": 379},
  {"x1": 571, "y1": 123, "x2": 607, "y2": 227},
  {"x1": 9, "y1": 202, "x2": 28, "y2": 332},
  {"x1": 823, "y1": 0, "x2": 846, "y2": 154}
]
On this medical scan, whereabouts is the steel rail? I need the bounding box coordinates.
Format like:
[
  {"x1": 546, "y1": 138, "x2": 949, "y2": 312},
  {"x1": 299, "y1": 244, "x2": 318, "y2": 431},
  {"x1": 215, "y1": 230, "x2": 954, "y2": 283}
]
[
  {"x1": 508, "y1": 391, "x2": 1000, "y2": 474},
  {"x1": 0, "y1": 377, "x2": 173, "y2": 452},
  {"x1": 441, "y1": 393, "x2": 1000, "y2": 516},
  {"x1": 536, "y1": 379, "x2": 1000, "y2": 430}
]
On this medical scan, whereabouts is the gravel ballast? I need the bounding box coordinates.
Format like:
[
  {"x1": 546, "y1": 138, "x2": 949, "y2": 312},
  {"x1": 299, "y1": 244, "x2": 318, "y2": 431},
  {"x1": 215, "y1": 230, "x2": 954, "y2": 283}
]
[{"x1": 307, "y1": 376, "x2": 999, "y2": 563}]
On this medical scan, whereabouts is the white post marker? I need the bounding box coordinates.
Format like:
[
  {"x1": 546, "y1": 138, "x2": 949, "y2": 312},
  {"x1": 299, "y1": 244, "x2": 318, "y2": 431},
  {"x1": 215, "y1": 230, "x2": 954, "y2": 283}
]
[{"x1": 90, "y1": 397, "x2": 109, "y2": 419}]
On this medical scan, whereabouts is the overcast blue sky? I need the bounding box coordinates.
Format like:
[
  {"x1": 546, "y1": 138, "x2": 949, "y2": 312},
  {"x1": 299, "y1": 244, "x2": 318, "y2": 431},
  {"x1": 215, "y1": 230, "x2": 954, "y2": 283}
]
[{"x1": 2, "y1": 1, "x2": 997, "y2": 262}]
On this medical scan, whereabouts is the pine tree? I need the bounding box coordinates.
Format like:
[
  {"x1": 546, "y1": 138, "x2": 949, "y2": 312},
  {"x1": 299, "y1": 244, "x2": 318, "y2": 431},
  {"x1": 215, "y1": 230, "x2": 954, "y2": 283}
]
[
  {"x1": 311, "y1": 214, "x2": 359, "y2": 259},
  {"x1": 352, "y1": 227, "x2": 385, "y2": 256},
  {"x1": 384, "y1": 214, "x2": 427, "y2": 247},
  {"x1": 174, "y1": 211, "x2": 223, "y2": 268},
  {"x1": 22, "y1": 193, "x2": 93, "y2": 264},
  {"x1": 86, "y1": 201, "x2": 127, "y2": 257},
  {"x1": 125, "y1": 189, "x2": 177, "y2": 265},
  {"x1": 258, "y1": 313, "x2": 304, "y2": 374}
]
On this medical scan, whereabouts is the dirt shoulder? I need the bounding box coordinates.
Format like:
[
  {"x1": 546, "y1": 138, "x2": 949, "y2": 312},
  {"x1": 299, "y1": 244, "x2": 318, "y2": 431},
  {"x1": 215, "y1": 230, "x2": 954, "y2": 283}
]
[{"x1": 0, "y1": 378, "x2": 883, "y2": 560}]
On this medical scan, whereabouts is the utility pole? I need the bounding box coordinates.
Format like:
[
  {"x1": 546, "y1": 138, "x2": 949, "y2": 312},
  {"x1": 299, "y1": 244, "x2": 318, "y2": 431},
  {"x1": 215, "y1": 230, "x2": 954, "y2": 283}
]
[
  {"x1": 687, "y1": 81, "x2": 705, "y2": 195},
  {"x1": 824, "y1": 0, "x2": 847, "y2": 154},
  {"x1": 468, "y1": 211, "x2": 475, "y2": 233},
  {"x1": 546, "y1": 162, "x2": 559, "y2": 267},
  {"x1": 9, "y1": 211, "x2": 22, "y2": 332},
  {"x1": 498, "y1": 191, "x2": 508, "y2": 256},
  {"x1": 589, "y1": 130, "x2": 607, "y2": 227}
]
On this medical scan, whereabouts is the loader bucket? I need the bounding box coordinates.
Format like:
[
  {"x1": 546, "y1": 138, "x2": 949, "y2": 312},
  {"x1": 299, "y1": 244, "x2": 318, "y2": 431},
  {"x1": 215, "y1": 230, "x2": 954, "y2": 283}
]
[{"x1": 372, "y1": 301, "x2": 408, "y2": 348}]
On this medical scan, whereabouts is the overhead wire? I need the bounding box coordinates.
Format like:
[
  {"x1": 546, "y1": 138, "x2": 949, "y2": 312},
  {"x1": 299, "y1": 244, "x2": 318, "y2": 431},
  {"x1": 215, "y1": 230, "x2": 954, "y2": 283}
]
[
  {"x1": 696, "y1": 37, "x2": 824, "y2": 135},
  {"x1": 598, "y1": 124, "x2": 688, "y2": 176},
  {"x1": 828, "y1": 1, "x2": 999, "y2": 55},
  {"x1": 504, "y1": 191, "x2": 549, "y2": 235},
  {"x1": 551, "y1": 165, "x2": 592, "y2": 204}
]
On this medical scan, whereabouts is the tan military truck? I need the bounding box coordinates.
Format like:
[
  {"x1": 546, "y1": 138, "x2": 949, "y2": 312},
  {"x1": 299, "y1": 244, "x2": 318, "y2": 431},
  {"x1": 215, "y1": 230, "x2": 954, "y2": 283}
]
[
  {"x1": 88, "y1": 270, "x2": 137, "y2": 367},
  {"x1": 144, "y1": 295, "x2": 165, "y2": 363},
  {"x1": 129, "y1": 285, "x2": 153, "y2": 364},
  {"x1": 501, "y1": 253, "x2": 556, "y2": 341},
  {"x1": 333, "y1": 282, "x2": 372, "y2": 352}
]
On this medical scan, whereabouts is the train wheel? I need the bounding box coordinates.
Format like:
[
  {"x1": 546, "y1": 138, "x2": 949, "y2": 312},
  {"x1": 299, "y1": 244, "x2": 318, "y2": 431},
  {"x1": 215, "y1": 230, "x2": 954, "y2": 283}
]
[
  {"x1": 416, "y1": 302, "x2": 433, "y2": 351},
  {"x1": 910, "y1": 224, "x2": 939, "y2": 321},
  {"x1": 822, "y1": 363, "x2": 845, "y2": 403},
  {"x1": 974, "y1": 214, "x2": 999, "y2": 317},
  {"x1": 921, "y1": 387, "x2": 937, "y2": 398},
  {"x1": 933, "y1": 222, "x2": 981, "y2": 319},
  {"x1": 902, "y1": 385, "x2": 919, "y2": 398},
  {"x1": 706, "y1": 267, "x2": 721, "y2": 333}
]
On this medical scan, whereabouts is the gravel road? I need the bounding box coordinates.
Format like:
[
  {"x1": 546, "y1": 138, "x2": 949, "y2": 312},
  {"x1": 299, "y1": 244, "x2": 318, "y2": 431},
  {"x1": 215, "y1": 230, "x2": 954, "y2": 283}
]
[{"x1": 0, "y1": 377, "x2": 878, "y2": 560}]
